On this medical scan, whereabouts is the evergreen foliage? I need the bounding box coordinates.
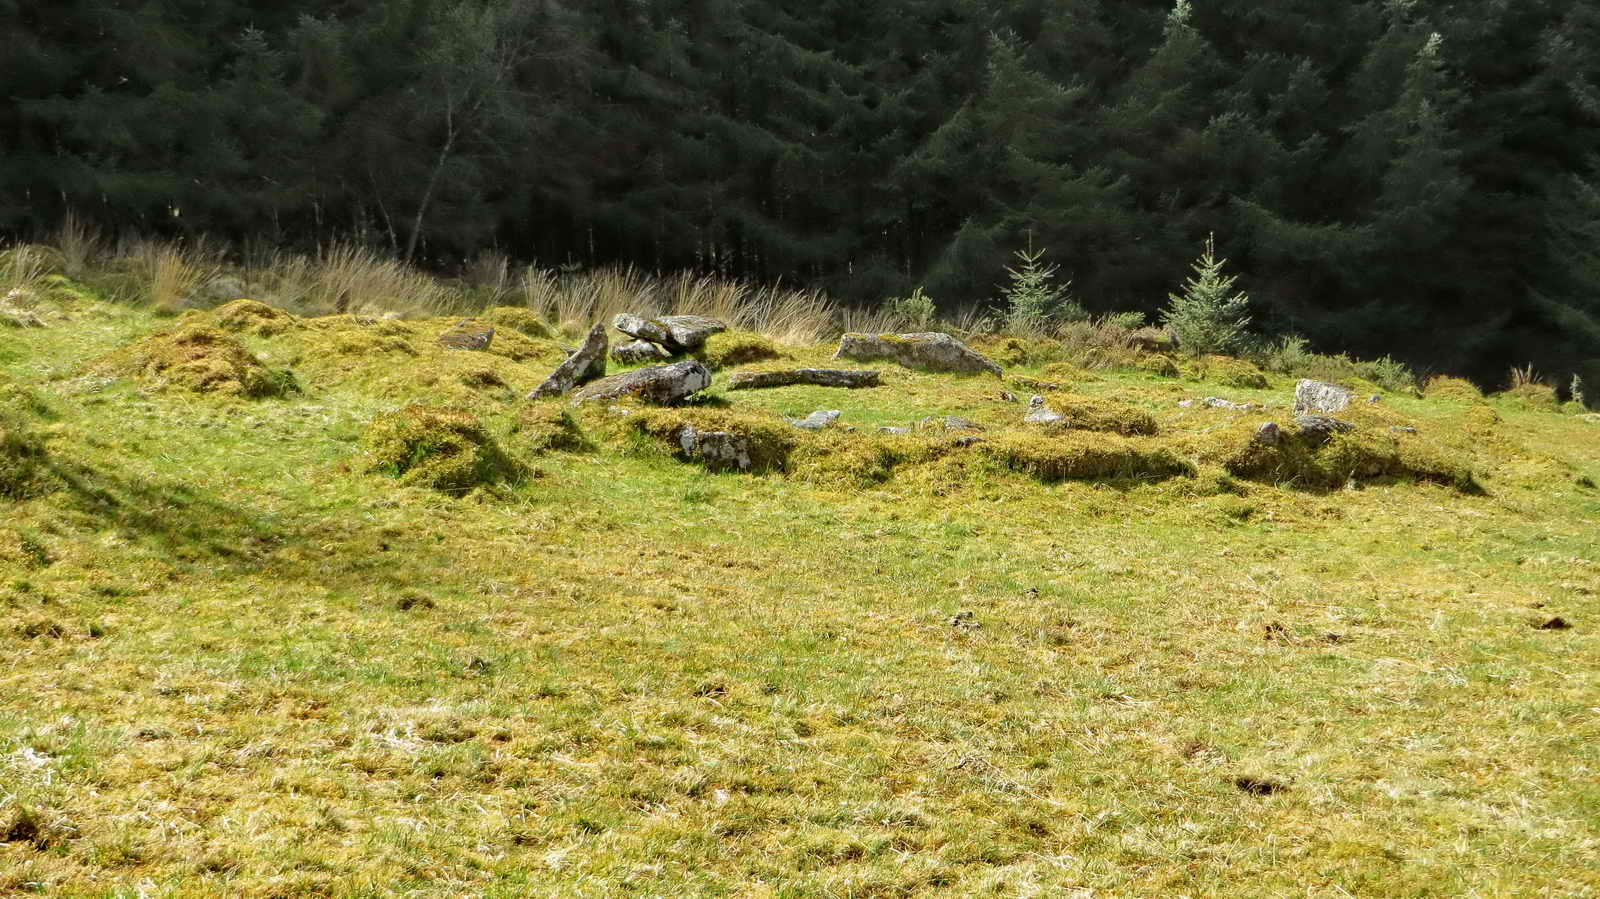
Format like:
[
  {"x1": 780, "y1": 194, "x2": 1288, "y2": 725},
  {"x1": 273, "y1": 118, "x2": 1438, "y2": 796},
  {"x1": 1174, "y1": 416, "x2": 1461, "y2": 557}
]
[
  {"x1": 1162, "y1": 235, "x2": 1251, "y2": 356},
  {"x1": 1002, "y1": 242, "x2": 1082, "y2": 335},
  {"x1": 2, "y1": 0, "x2": 1599, "y2": 380}
]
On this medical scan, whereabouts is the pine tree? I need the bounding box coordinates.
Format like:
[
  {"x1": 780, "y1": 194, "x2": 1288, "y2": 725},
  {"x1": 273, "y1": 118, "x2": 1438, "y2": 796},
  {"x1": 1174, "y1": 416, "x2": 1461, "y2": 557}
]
[{"x1": 1162, "y1": 234, "x2": 1251, "y2": 355}]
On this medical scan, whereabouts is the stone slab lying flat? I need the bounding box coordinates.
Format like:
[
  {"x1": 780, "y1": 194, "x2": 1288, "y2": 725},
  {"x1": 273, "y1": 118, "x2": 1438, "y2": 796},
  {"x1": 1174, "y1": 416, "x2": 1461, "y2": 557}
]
[
  {"x1": 833, "y1": 332, "x2": 1002, "y2": 377},
  {"x1": 725, "y1": 369, "x2": 881, "y2": 390},
  {"x1": 569, "y1": 360, "x2": 711, "y2": 405}
]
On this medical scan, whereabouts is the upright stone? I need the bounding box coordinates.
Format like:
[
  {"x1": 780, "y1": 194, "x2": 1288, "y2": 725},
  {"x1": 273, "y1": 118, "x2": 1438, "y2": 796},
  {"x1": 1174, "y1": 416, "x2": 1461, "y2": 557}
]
[{"x1": 527, "y1": 323, "x2": 607, "y2": 399}]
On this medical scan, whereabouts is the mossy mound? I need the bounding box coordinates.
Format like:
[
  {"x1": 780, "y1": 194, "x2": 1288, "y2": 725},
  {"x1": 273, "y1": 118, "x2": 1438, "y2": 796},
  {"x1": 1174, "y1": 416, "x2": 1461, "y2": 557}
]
[
  {"x1": 1184, "y1": 418, "x2": 1477, "y2": 492},
  {"x1": 974, "y1": 336, "x2": 1066, "y2": 369},
  {"x1": 311, "y1": 316, "x2": 425, "y2": 357},
  {"x1": 1424, "y1": 376, "x2": 1483, "y2": 402},
  {"x1": 789, "y1": 432, "x2": 951, "y2": 487},
  {"x1": 513, "y1": 401, "x2": 590, "y2": 454},
  {"x1": 1134, "y1": 353, "x2": 1180, "y2": 378},
  {"x1": 488, "y1": 306, "x2": 554, "y2": 340},
  {"x1": 1186, "y1": 355, "x2": 1269, "y2": 389},
  {"x1": 363, "y1": 405, "x2": 523, "y2": 493},
  {"x1": 1041, "y1": 393, "x2": 1159, "y2": 436},
  {"x1": 1040, "y1": 362, "x2": 1099, "y2": 384},
  {"x1": 0, "y1": 376, "x2": 58, "y2": 500},
  {"x1": 206, "y1": 299, "x2": 302, "y2": 337},
  {"x1": 979, "y1": 432, "x2": 1192, "y2": 483},
  {"x1": 590, "y1": 405, "x2": 796, "y2": 473},
  {"x1": 697, "y1": 330, "x2": 782, "y2": 369},
  {"x1": 1497, "y1": 383, "x2": 1559, "y2": 410},
  {"x1": 93, "y1": 325, "x2": 293, "y2": 398}
]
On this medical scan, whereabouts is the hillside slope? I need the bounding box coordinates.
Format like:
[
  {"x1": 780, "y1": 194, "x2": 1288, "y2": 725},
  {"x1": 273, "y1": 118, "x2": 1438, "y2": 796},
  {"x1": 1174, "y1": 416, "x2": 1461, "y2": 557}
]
[{"x1": 2, "y1": 287, "x2": 1598, "y2": 896}]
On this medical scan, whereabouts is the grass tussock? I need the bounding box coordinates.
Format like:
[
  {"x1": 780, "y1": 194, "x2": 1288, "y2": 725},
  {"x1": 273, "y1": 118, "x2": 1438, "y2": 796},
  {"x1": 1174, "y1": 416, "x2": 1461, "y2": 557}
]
[
  {"x1": 363, "y1": 404, "x2": 523, "y2": 493},
  {"x1": 512, "y1": 401, "x2": 590, "y2": 454},
  {"x1": 1425, "y1": 375, "x2": 1484, "y2": 402},
  {"x1": 1185, "y1": 354, "x2": 1270, "y2": 389},
  {"x1": 0, "y1": 376, "x2": 58, "y2": 500},
  {"x1": 91, "y1": 325, "x2": 294, "y2": 398}
]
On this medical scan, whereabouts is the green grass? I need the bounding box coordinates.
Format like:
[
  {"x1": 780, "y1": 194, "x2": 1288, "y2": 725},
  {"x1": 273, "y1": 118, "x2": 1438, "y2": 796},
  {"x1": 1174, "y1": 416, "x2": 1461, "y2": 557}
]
[{"x1": 1, "y1": 287, "x2": 1597, "y2": 896}]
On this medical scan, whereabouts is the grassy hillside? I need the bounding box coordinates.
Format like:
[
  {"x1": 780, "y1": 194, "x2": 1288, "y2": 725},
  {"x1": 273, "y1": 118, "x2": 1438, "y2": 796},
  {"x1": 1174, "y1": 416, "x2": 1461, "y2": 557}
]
[{"x1": 2, "y1": 278, "x2": 1598, "y2": 896}]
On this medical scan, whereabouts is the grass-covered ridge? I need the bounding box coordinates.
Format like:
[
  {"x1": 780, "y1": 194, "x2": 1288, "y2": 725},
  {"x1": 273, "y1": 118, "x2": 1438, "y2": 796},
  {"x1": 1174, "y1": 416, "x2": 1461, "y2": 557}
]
[{"x1": 1, "y1": 280, "x2": 1598, "y2": 896}]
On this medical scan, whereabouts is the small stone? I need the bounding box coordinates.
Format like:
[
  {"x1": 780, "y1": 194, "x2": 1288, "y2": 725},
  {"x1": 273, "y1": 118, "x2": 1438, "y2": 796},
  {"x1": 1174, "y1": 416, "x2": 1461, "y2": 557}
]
[
  {"x1": 1253, "y1": 422, "x2": 1282, "y2": 446},
  {"x1": 952, "y1": 435, "x2": 985, "y2": 448},
  {"x1": 942, "y1": 416, "x2": 982, "y2": 431},
  {"x1": 997, "y1": 390, "x2": 1018, "y2": 402},
  {"x1": 1024, "y1": 395, "x2": 1066, "y2": 425},
  {"x1": 1390, "y1": 425, "x2": 1418, "y2": 435},
  {"x1": 788, "y1": 409, "x2": 841, "y2": 431},
  {"x1": 878, "y1": 425, "x2": 911, "y2": 435}
]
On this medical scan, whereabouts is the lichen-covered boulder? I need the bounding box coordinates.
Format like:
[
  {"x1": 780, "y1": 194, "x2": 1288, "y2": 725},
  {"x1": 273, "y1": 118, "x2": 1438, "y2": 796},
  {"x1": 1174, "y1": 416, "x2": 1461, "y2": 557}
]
[
  {"x1": 613, "y1": 313, "x2": 674, "y2": 347},
  {"x1": 528, "y1": 323, "x2": 607, "y2": 399},
  {"x1": 834, "y1": 332, "x2": 1002, "y2": 376},
  {"x1": 612, "y1": 339, "x2": 671, "y2": 365},
  {"x1": 726, "y1": 369, "x2": 880, "y2": 390},
  {"x1": 437, "y1": 318, "x2": 495, "y2": 350},
  {"x1": 1294, "y1": 379, "x2": 1355, "y2": 414},
  {"x1": 569, "y1": 360, "x2": 711, "y2": 405},
  {"x1": 659, "y1": 315, "x2": 727, "y2": 351}
]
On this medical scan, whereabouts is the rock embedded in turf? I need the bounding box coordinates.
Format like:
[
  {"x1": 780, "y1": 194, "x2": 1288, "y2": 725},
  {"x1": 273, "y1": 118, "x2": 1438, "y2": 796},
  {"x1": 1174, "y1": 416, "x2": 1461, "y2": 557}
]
[
  {"x1": 788, "y1": 409, "x2": 841, "y2": 430},
  {"x1": 1294, "y1": 378, "x2": 1356, "y2": 414},
  {"x1": 659, "y1": 315, "x2": 727, "y2": 351},
  {"x1": 834, "y1": 332, "x2": 1002, "y2": 377},
  {"x1": 1254, "y1": 421, "x2": 1283, "y2": 446},
  {"x1": 437, "y1": 318, "x2": 495, "y2": 351},
  {"x1": 528, "y1": 323, "x2": 608, "y2": 398},
  {"x1": 678, "y1": 425, "x2": 762, "y2": 472},
  {"x1": 612, "y1": 339, "x2": 672, "y2": 365},
  {"x1": 1024, "y1": 395, "x2": 1065, "y2": 425},
  {"x1": 1295, "y1": 414, "x2": 1357, "y2": 445},
  {"x1": 1181, "y1": 396, "x2": 1257, "y2": 411},
  {"x1": 725, "y1": 369, "x2": 881, "y2": 390},
  {"x1": 569, "y1": 360, "x2": 711, "y2": 405}
]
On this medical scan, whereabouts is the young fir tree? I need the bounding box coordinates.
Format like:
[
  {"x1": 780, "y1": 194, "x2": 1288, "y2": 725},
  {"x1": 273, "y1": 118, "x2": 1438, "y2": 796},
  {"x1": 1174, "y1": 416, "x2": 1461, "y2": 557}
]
[
  {"x1": 1003, "y1": 238, "x2": 1082, "y2": 335},
  {"x1": 1162, "y1": 234, "x2": 1251, "y2": 355}
]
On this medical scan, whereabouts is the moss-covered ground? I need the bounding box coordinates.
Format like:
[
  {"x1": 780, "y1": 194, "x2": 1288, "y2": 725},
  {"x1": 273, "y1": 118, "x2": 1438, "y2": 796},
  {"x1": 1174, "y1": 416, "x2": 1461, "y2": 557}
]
[{"x1": 2, "y1": 287, "x2": 1597, "y2": 896}]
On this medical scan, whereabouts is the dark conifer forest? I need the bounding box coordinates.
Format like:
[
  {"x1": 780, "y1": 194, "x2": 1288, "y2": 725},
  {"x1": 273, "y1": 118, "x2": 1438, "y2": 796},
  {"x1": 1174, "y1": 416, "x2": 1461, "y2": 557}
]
[{"x1": 4, "y1": 0, "x2": 1599, "y2": 382}]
